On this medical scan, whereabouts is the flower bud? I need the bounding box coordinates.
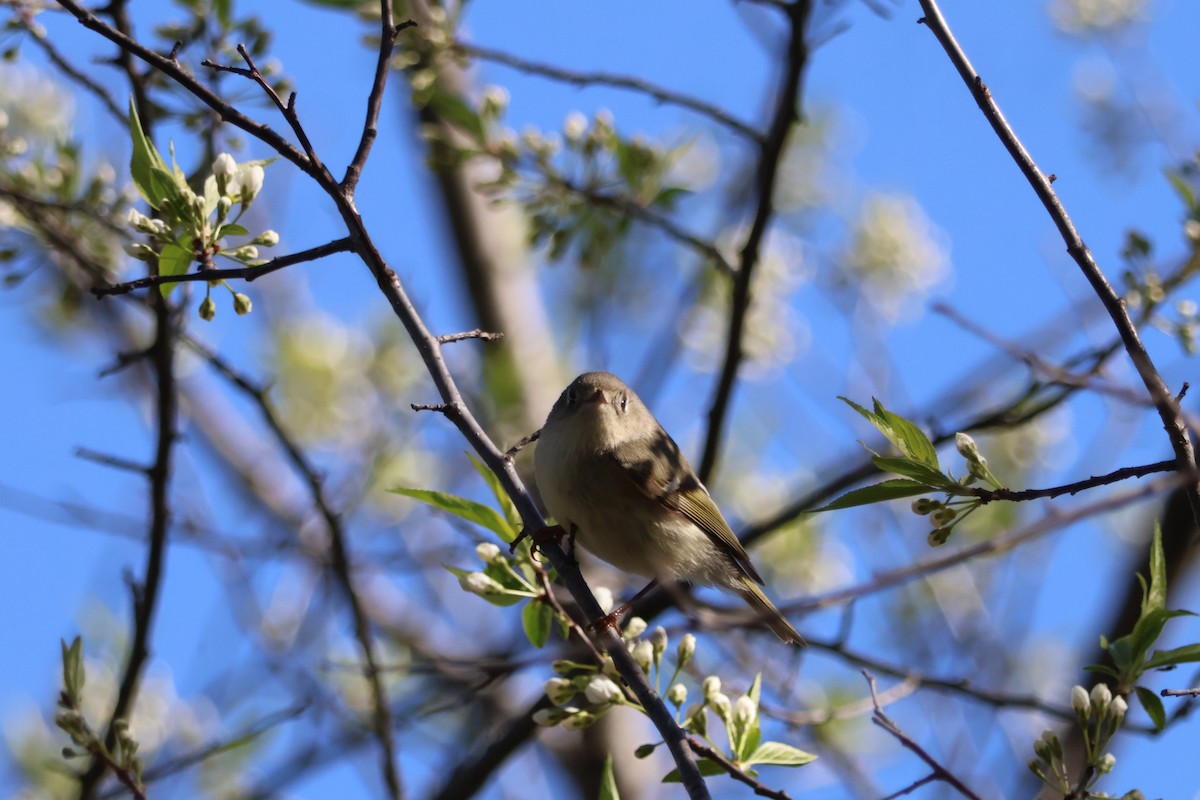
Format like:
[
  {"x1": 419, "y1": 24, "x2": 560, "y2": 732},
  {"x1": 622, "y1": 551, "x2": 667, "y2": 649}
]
[
  {"x1": 703, "y1": 675, "x2": 721, "y2": 700},
  {"x1": 544, "y1": 677, "x2": 576, "y2": 706},
  {"x1": 231, "y1": 245, "x2": 259, "y2": 262},
  {"x1": 630, "y1": 639, "x2": 653, "y2": 672},
  {"x1": 475, "y1": 542, "x2": 501, "y2": 564},
  {"x1": 563, "y1": 111, "x2": 587, "y2": 142},
  {"x1": 459, "y1": 571, "x2": 503, "y2": 596},
  {"x1": 911, "y1": 498, "x2": 939, "y2": 516},
  {"x1": 650, "y1": 626, "x2": 668, "y2": 655},
  {"x1": 481, "y1": 85, "x2": 509, "y2": 116},
  {"x1": 677, "y1": 633, "x2": 696, "y2": 667},
  {"x1": 251, "y1": 230, "x2": 280, "y2": 247},
  {"x1": 709, "y1": 692, "x2": 732, "y2": 723},
  {"x1": 1071, "y1": 685, "x2": 1090, "y2": 718},
  {"x1": 532, "y1": 708, "x2": 565, "y2": 727},
  {"x1": 927, "y1": 527, "x2": 952, "y2": 546},
  {"x1": 233, "y1": 292, "x2": 252, "y2": 316},
  {"x1": 212, "y1": 152, "x2": 237, "y2": 180},
  {"x1": 667, "y1": 683, "x2": 687, "y2": 706},
  {"x1": 733, "y1": 695, "x2": 757, "y2": 727},
  {"x1": 583, "y1": 676, "x2": 622, "y2": 706},
  {"x1": 623, "y1": 617, "x2": 647, "y2": 639},
  {"x1": 1097, "y1": 753, "x2": 1115, "y2": 774},
  {"x1": 199, "y1": 295, "x2": 216, "y2": 321},
  {"x1": 217, "y1": 196, "x2": 233, "y2": 218},
  {"x1": 122, "y1": 242, "x2": 157, "y2": 261},
  {"x1": 930, "y1": 507, "x2": 957, "y2": 527},
  {"x1": 1110, "y1": 695, "x2": 1127, "y2": 721},
  {"x1": 562, "y1": 710, "x2": 597, "y2": 730},
  {"x1": 1090, "y1": 683, "x2": 1112, "y2": 716},
  {"x1": 955, "y1": 432, "x2": 980, "y2": 461},
  {"x1": 238, "y1": 164, "x2": 264, "y2": 203}
]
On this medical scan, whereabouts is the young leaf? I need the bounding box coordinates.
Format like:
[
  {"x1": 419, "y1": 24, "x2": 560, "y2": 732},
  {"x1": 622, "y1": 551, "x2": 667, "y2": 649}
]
[
  {"x1": 870, "y1": 456, "x2": 953, "y2": 488},
  {"x1": 1143, "y1": 642, "x2": 1200, "y2": 671},
  {"x1": 427, "y1": 89, "x2": 486, "y2": 142},
  {"x1": 390, "y1": 487, "x2": 514, "y2": 542},
  {"x1": 1144, "y1": 525, "x2": 1167, "y2": 616},
  {"x1": 60, "y1": 637, "x2": 84, "y2": 701},
  {"x1": 840, "y1": 396, "x2": 939, "y2": 468},
  {"x1": 128, "y1": 98, "x2": 168, "y2": 207},
  {"x1": 157, "y1": 240, "x2": 193, "y2": 297},
  {"x1": 1135, "y1": 685, "x2": 1166, "y2": 730},
  {"x1": 468, "y1": 453, "x2": 522, "y2": 532},
  {"x1": 744, "y1": 740, "x2": 818, "y2": 767},
  {"x1": 817, "y1": 478, "x2": 931, "y2": 511},
  {"x1": 598, "y1": 753, "x2": 620, "y2": 800},
  {"x1": 872, "y1": 398, "x2": 939, "y2": 468},
  {"x1": 522, "y1": 598, "x2": 553, "y2": 648}
]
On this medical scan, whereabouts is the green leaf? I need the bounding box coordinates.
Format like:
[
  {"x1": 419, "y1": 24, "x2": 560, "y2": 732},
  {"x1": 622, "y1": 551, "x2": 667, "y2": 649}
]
[
  {"x1": 744, "y1": 740, "x2": 818, "y2": 767},
  {"x1": 1135, "y1": 685, "x2": 1166, "y2": 730},
  {"x1": 60, "y1": 637, "x2": 84, "y2": 700},
  {"x1": 872, "y1": 398, "x2": 939, "y2": 467},
  {"x1": 816, "y1": 478, "x2": 932, "y2": 511},
  {"x1": 1166, "y1": 171, "x2": 1197, "y2": 214},
  {"x1": 390, "y1": 487, "x2": 513, "y2": 542},
  {"x1": 218, "y1": 223, "x2": 249, "y2": 238},
  {"x1": 662, "y1": 759, "x2": 726, "y2": 782},
  {"x1": 1143, "y1": 642, "x2": 1200, "y2": 671},
  {"x1": 598, "y1": 753, "x2": 620, "y2": 800},
  {"x1": 468, "y1": 453, "x2": 522, "y2": 536},
  {"x1": 128, "y1": 98, "x2": 168, "y2": 207},
  {"x1": 157, "y1": 240, "x2": 193, "y2": 297},
  {"x1": 871, "y1": 456, "x2": 953, "y2": 488},
  {"x1": 427, "y1": 89, "x2": 486, "y2": 142},
  {"x1": 1144, "y1": 525, "x2": 1167, "y2": 616},
  {"x1": 522, "y1": 599, "x2": 553, "y2": 648},
  {"x1": 840, "y1": 396, "x2": 939, "y2": 468}
]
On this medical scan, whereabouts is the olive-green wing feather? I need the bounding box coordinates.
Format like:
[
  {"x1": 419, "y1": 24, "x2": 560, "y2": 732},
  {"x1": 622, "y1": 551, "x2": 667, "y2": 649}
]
[{"x1": 607, "y1": 433, "x2": 764, "y2": 585}]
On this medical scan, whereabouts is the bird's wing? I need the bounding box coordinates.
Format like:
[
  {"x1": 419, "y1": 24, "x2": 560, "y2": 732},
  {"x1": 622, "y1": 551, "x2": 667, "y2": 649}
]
[{"x1": 607, "y1": 432, "x2": 764, "y2": 585}]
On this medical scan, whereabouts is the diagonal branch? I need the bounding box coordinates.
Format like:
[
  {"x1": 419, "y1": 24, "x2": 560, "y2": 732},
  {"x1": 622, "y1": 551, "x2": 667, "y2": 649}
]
[
  {"x1": 864, "y1": 671, "x2": 985, "y2": 800},
  {"x1": 453, "y1": 41, "x2": 763, "y2": 144},
  {"x1": 916, "y1": 0, "x2": 1200, "y2": 528},
  {"x1": 697, "y1": 0, "x2": 813, "y2": 482}
]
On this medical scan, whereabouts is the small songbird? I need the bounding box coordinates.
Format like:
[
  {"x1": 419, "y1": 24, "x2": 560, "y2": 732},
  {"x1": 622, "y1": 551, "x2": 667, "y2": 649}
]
[{"x1": 534, "y1": 371, "x2": 802, "y2": 644}]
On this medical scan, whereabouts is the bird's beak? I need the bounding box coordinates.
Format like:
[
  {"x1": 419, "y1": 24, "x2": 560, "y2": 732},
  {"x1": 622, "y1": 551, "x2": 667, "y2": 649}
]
[{"x1": 588, "y1": 388, "x2": 606, "y2": 405}]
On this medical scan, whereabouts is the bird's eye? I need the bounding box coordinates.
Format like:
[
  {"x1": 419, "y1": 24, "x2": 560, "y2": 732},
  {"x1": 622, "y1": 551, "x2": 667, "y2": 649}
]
[
  {"x1": 566, "y1": 387, "x2": 578, "y2": 407},
  {"x1": 619, "y1": 394, "x2": 628, "y2": 412}
]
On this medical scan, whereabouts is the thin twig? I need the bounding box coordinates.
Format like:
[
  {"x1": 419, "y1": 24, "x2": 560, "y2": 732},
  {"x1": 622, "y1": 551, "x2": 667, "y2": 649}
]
[
  {"x1": 75, "y1": 447, "x2": 150, "y2": 475},
  {"x1": 964, "y1": 460, "x2": 1178, "y2": 504},
  {"x1": 504, "y1": 428, "x2": 540, "y2": 460},
  {"x1": 435, "y1": 329, "x2": 504, "y2": 344},
  {"x1": 343, "y1": 17, "x2": 417, "y2": 194},
  {"x1": 864, "y1": 671, "x2": 985, "y2": 800},
  {"x1": 91, "y1": 237, "x2": 356, "y2": 297},
  {"x1": 454, "y1": 41, "x2": 763, "y2": 144},
  {"x1": 698, "y1": 0, "x2": 813, "y2": 482},
  {"x1": 1161, "y1": 687, "x2": 1200, "y2": 698},
  {"x1": 916, "y1": 0, "x2": 1200, "y2": 527},
  {"x1": 686, "y1": 737, "x2": 794, "y2": 800}
]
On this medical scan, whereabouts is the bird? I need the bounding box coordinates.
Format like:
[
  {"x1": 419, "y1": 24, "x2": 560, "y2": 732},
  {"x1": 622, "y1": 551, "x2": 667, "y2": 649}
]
[{"x1": 533, "y1": 371, "x2": 803, "y2": 644}]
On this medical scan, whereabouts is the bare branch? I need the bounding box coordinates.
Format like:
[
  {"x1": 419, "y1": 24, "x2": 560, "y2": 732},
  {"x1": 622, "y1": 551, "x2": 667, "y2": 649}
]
[
  {"x1": 698, "y1": 0, "x2": 813, "y2": 482},
  {"x1": 864, "y1": 671, "x2": 985, "y2": 800},
  {"x1": 454, "y1": 41, "x2": 763, "y2": 144},
  {"x1": 91, "y1": 237, "x2": 356, "y2": 297},
  {"x1": 917, "y1": 0, "x2": 1200, "y2": 527},
  {"x1": 965, "y1": 460, "x2": 1178, "y2": 504},
  {"x1": 435, "y1": 329, "x2": 504, "y2": 344},
  {"x1": 686, "y1": 737, "x2": 794, "y2": 799}
]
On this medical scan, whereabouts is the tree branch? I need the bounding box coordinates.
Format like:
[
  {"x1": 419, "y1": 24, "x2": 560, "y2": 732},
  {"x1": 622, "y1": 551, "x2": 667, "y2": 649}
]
[
  {"x1": 916, "y1": 0, "x2": 1200, "y2": 528},
  {"x1": 864, "y1": 671, "x2": 984, "y2": 800},
  {"x1": 91, "y1": 237, "x2": 356, "y2": 297},
  {"x1": 453, "y1": 41, "x2": 763, "y2": 144},
  {"x1": 698, "y1": 0, "x2": 812, "y2": 482}
]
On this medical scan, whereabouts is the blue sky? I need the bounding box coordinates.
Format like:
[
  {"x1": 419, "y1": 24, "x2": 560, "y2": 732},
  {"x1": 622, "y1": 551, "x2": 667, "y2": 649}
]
[{"x1": 3, "y1": 0, "x2": 1200, "y2": 797}]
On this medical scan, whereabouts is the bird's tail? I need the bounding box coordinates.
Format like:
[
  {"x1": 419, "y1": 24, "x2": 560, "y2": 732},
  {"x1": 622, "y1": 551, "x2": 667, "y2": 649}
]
[{"x1": 737, "y1": 578, "x2": 805, "y2": 645}]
